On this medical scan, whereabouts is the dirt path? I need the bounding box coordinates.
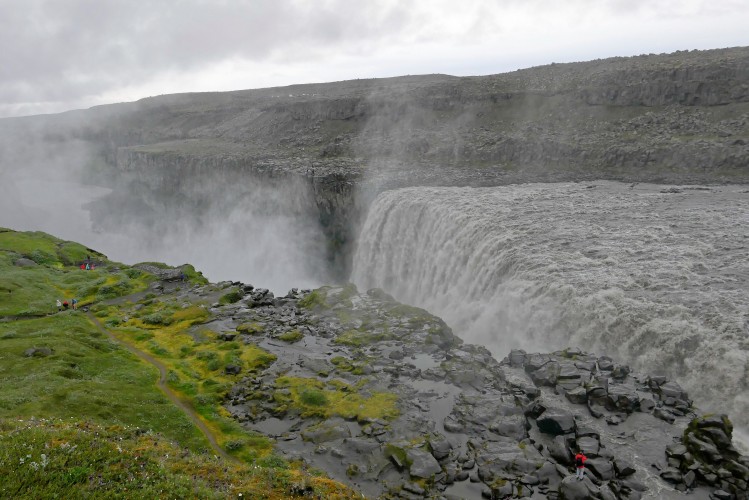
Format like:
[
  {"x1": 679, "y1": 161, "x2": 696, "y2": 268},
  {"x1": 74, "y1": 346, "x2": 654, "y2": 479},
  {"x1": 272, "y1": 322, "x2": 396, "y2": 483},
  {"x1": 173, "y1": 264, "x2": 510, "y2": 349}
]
[{"x1": 86, "y1": 312, "x2": 238, "y2": 463}]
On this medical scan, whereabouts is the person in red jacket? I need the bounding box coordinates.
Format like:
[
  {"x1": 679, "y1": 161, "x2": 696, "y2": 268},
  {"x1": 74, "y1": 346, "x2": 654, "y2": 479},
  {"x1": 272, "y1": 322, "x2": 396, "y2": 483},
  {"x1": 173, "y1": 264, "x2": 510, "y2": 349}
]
[{"x1": 575, "y1": 451, "x2": 587, "y2": 480}]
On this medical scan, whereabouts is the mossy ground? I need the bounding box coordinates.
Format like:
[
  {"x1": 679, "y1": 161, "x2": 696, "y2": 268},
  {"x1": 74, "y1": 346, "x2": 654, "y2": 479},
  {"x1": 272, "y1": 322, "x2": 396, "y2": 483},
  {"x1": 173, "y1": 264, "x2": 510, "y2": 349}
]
[
  {"x1": 0, "y1": 229, "x2": 358, "y2": 497},
  {"x1": 0, "y1": 418, "x2": 358, "y2": 499},
  {"x1": 273, "y1": 376, "x2": 399, "y2": 421},
  {"x1": 98, "y1": 295, "x2": 278, "y2": 462}
]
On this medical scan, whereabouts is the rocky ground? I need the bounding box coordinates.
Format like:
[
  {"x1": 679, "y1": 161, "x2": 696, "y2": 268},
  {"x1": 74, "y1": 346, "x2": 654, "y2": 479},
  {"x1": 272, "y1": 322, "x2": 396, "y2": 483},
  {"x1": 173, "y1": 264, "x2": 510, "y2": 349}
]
[{"x1": 161, "y1": 279, "x2": 749, "y2": 499}]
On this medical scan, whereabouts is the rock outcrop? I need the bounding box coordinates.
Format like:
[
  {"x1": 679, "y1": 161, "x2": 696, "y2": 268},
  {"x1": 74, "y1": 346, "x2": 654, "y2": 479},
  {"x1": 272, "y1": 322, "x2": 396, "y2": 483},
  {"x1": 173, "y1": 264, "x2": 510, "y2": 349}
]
[{"x1": 164, "y1": 280, "x2": 749, "y2": 499}]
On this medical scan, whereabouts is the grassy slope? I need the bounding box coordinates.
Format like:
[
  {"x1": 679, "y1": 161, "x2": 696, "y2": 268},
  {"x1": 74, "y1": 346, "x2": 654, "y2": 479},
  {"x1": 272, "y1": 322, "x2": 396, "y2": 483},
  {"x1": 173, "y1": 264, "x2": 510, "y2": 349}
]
[{"x1": 0, "y1": 228, "x2": 358, "y2": 499}]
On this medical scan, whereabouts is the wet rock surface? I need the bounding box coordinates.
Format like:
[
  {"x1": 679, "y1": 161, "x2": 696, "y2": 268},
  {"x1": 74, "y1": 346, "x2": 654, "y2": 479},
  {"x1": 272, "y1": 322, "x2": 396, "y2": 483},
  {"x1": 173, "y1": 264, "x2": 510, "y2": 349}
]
[{"x1": 179, "y1": 282, "x2": 749, "y2": 499}]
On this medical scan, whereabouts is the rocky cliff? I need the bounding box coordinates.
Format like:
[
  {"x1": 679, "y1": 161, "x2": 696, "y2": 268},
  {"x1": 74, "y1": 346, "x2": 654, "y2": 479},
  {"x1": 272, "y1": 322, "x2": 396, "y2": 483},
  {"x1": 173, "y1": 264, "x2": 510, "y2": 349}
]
[{"x1": 2, "y1": 46, "x2": 748, "y2": 275}]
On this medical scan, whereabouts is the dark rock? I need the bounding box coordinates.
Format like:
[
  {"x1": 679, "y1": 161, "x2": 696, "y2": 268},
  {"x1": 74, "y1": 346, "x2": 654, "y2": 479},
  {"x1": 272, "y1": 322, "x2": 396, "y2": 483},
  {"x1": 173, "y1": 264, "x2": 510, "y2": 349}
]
[
  {"x1": 224, "y1": 364, "x2": 241, "y2": 375},
  {"x1": 549, "y1": 435, "x2": 573, "y2": 466},
  {"x1": 218, "y1": 332, "x2": 237, "y2": 341},
  {"x1": 429, "y1": 438, "x2": 452, "y2": 460},
  {"x1": 653, "y1": 407, "x2": 676, "y2": 424},
  {"x1": 24, "y1": 347, "x2": 53, "y2": 357},
  {"x1": 529, "y1": 361, "x2": 560, "y2": 387},
  {"x1": 666, "y1": 443, "x2": 688, "y2": 458},
  {"x1": 610, "y1": 365, "x2": 631, "y2": 380},
  {"x1": 586, "y1": 458, "x2": 616, "y2": 480},
  {"x1": 388, "y1": 350, "x2": 404, "y2": 360},
  {"x1": 559, "y1": 476, "x2": 600, "y2": 499},
  {"x1": 508, "y1": 349, "x2": 527, "y2": 367},
  {"x1": 402, "y1": 482, "x2": 426, "y2": 495},
  {"x1": 407, "y1": 448, "x2": 442, "y2": 478},
  {"x1": 565, "y1": 386, "x2": 588, "y2": 405},
  {"x1": 683, "y1": 469, "x2": 697, "y2": 488},
  {"x1": 597, "y1": 357, "x2": 614, "y2": 371},
  {"x1": 660, "y1": 467, "x2": 683, "y2": 484},
  {"x1": 537, "y1": 408, "x2": 576, "y2": 435},
  {"x1": 613, "y1": 458, "x2": 636, "y2": 477},
  {"x1": 301, "y1": 422, "x2": 351, "y2": 443},
  {"x1": 638, "y1": 397, "x2": 656, "y2": 413},
  {"x1": 658, "y1": 381, "x2": 688, "y2": 400},
  {"x1": 489, "y1": 414, "x2": 528, "y2": 440}
]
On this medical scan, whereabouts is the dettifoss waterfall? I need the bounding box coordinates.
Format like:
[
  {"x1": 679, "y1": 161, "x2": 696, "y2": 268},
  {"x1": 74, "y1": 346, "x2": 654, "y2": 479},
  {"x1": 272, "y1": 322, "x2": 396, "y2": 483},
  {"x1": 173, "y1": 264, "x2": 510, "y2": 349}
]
[{"x1": 351, "y1": 181, "x2": 749, "y2": 434}]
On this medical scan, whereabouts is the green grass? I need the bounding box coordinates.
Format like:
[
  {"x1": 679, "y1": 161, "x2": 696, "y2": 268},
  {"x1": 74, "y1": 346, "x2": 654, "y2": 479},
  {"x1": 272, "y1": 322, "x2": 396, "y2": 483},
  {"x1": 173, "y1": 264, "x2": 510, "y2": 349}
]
[
  {"x1": 0, "y1": 418, "x2": 359, "y2": 499},
  {"x1": 0, "y1": 314, "x2": 208, "y2": 452},
  {"x1": 0, "y1": 229, "x2": 154, "y2": 317}
]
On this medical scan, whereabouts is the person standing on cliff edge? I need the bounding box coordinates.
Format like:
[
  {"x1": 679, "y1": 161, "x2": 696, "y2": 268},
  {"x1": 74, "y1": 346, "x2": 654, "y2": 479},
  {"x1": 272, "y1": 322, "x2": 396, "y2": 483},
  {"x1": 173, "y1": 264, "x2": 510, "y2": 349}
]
[{"x1": 575, "y1": 451, "x2": 587, "y2": 480}]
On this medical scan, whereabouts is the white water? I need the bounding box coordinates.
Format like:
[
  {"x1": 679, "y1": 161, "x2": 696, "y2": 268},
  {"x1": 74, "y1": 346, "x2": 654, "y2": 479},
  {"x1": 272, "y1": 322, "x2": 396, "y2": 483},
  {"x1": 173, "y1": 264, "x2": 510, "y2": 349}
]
[{"x1": 352, "y1": 182, "x2": 749, "y2": 432}]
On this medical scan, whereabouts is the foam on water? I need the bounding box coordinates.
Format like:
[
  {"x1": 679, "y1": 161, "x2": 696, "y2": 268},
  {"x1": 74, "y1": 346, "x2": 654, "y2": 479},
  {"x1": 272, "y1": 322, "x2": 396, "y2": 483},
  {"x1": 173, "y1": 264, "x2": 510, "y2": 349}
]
[{"x1": 352, "y1": 181, "x2": 749, "y2": 432}]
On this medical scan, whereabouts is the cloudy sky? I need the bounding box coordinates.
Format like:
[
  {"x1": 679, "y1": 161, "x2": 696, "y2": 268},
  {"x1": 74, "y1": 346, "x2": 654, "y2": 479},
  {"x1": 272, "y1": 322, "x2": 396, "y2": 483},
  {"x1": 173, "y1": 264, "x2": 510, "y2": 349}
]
[{"x1": 1, "y1": 0, "x2": 747, "y2": 118}]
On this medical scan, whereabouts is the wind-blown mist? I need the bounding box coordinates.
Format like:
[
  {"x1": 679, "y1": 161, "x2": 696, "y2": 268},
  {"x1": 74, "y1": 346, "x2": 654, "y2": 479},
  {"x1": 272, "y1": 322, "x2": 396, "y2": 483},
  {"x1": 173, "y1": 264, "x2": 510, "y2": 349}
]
[
  {"x1": 352, "y1": 182, "x2": 749, "y2": 430},
  {"x1": 0, "y1": 137, "x2": 329, "y2": 293},
  {"x1": 88, "y1": 174, "x2": 330, "y2": 293}
]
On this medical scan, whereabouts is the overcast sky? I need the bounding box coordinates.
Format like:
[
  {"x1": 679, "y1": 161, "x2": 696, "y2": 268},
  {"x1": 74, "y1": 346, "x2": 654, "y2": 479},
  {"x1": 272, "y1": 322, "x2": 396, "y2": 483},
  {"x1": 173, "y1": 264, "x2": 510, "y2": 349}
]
[{"x1": 1, "y1": 0, "x2": 747, "y2": 118}]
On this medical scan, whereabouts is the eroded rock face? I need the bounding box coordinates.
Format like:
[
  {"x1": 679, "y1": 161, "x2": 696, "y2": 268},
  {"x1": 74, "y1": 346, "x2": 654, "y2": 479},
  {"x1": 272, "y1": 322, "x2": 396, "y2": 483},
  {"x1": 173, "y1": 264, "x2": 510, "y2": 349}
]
[{"x1": 195, "y1": 283, "x2": 749, "y2": 499}]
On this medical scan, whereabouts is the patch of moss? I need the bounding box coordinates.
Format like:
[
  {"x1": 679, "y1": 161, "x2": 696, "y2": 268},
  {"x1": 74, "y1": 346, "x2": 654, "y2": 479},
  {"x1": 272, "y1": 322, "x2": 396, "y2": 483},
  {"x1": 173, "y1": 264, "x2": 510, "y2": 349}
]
[
  {"x1": 334, "y1": 329, "x2": 391, "y2": 347},
  {"x1": 298, "y1": 288, "x2": 329, "y2": 309},
  {"x1": 278, "y1": 330, "x2": 304, "y2": 343},
  {"x1": 219, "y1": 290, "x2": 242, "y2": 305},
  {"x1": 237, "y1": 322, "x2": 264, "y2": 334}
]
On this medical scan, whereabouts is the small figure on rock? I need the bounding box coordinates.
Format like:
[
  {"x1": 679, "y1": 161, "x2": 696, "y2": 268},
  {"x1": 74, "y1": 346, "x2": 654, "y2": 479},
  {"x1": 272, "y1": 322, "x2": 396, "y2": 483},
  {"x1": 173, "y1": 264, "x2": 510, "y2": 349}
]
[
  {"x1": 62, "y1": 300, "x2": 69, "y2": 310},
  {"x1": 56, "y1": 299, "x2": 62, "y2": 312},
  {"x1": 575, "y1": 451, "x2": 587, "y2": 480},
  {"x1": 71, "y1": 298, "x2": 78, "y2": 310}
]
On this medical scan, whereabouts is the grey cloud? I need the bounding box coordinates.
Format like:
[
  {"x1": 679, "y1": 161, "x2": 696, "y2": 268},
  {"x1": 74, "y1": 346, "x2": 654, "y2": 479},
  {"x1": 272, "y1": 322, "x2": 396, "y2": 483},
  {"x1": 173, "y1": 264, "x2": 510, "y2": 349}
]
[{"x1": 0, "y1": 0, "x2": 414, "y2": 114}]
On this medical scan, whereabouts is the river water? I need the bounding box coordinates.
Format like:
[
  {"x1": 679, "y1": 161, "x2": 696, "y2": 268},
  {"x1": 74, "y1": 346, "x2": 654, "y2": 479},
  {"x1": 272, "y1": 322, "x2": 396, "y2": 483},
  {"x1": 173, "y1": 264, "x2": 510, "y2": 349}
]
[{"x1": 352, "y1": 181, "x2": 749, "y2": 435}]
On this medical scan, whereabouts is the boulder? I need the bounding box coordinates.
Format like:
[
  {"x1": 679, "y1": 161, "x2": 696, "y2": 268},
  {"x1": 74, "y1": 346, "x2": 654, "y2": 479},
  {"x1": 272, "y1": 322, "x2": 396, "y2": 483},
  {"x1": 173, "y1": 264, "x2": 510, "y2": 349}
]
[
  {"x1": 224, "y1": 364, "x2": 241, "y2": 375},
  {"x1": 660, "y1": 467, "x2": 683, "y2": 484},
  {"x1": 537, "y1": 408, "x2": 576, "y2": 435},
  {"x1": 565, "y1": 386, "x2": 588, "y2": 405},
  {"x1": 508, "y1": 349, "x2": 527, "y2": 367},
  {"x1": 429, "y1": 438, "x2": 452, "y2": 460},
  {"x1": 586, "y1": 457, "x2": 616, "y2": 480},
  {"x1": 24, "y1": 347, "x2": 53, "y2": 357},
  {"x1": 302, "y1": 422, "x2": 351, "y2": 444},
  {"x1": 14, "y1": 258, "x2": 37, "y2": 267},
  {"x1": 548, "y1": 435, "x2": 573, "y2": 465},
  {"x1": 559, "y1": 475, "x2": 600, "y2": 499},
  {"x1": 653, "y1": 407, "x2": 676, "y2": 424},
  {"x1": 407, "y1": 448, "x2": 442, "y2": 478},
  {"x1": 529, "y1": 361, "x2": 560, "y2": 387},
  {"x1": 489, "y1": 414, "x2": 528, "y2": 440}
]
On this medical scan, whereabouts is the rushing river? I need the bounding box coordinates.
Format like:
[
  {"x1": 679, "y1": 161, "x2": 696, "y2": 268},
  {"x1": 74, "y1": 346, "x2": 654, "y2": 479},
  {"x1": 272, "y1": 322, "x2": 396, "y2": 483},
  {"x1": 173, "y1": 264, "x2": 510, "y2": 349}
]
[{"x1": 352, "y1": 181, "x2": 749, "y2": 434}]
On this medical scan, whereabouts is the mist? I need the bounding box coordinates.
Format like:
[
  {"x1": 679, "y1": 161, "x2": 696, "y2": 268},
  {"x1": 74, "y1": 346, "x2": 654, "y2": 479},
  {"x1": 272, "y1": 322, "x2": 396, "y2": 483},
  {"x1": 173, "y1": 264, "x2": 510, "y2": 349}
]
[{"x1": 0, "y1": 126, "x2": 331, "y2": 294}]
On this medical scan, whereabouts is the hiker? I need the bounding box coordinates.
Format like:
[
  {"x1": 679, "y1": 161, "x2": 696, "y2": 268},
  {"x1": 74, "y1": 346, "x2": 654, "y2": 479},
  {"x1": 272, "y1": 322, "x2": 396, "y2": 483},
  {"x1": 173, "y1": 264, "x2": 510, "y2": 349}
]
[
  {"x1": 85, "y1": 263, "x2": 90, "y2": 270},
  {"x1": 62, "y1": 300, "x2": 69, "y2": 310},
  {"x1": 71, "y1": 298, "x2": 78, "y2": 310},
  {"x1": 575, "y1": 451, "x2": 587, "y2": 480},
  {"x1": 56, "y1": 299, "x2": 62, "y2": 312},
  {"x1": 80, "y1": 263, "x2": 85, "y2": 270}
]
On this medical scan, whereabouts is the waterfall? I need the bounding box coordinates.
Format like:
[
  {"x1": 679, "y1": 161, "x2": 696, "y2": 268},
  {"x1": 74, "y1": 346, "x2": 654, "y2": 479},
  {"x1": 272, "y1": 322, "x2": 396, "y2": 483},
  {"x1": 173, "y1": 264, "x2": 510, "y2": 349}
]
[{"x1": 352, "y1": 182, "x2": 749, "y2": 430}]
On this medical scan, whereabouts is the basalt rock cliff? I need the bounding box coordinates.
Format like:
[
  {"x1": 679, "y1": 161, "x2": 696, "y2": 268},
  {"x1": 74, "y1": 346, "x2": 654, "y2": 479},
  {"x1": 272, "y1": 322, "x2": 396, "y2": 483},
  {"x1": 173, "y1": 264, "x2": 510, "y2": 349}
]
[{"x1": 2, "y1": 46, "x2": 749, "y2": 273}]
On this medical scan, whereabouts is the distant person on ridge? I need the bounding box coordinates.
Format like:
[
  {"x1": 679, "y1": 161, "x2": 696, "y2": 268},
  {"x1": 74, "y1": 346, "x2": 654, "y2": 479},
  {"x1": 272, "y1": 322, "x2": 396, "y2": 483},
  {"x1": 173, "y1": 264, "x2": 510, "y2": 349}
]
[
  {"x1": 71, "y1": 298, "x2": 78, "y2": 310},
  {"x1": 575, "y1": 451, "x2": 587, "y2": 480},
  {"x1": 56, "y1": 299, "x2": 62, "y2": 312}
]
